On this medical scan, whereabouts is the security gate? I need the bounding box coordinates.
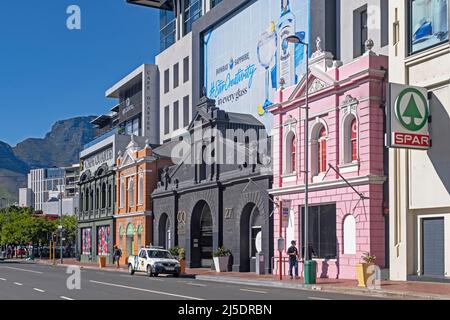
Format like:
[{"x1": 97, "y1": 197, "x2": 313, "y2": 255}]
[{"x1": 422, "y1": 218, "x2": 445, "y2": 277}]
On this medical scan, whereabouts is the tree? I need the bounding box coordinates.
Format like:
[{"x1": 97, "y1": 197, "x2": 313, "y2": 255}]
[{"x1": 402, "y1": 95, "x2": 423, "y2": 125}]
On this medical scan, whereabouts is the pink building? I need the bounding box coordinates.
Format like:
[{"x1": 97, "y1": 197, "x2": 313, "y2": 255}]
[{"x1": 268, "y1": 41, "x2": 388, "y2": 280}]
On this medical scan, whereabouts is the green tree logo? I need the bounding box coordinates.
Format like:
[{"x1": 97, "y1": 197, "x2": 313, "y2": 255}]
[{"x1": 395, "y1": 88, "x2": 428, "y2": 132}]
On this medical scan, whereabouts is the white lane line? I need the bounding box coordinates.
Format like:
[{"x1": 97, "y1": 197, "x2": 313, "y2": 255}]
[
  {"x1": 240, "y1": 288, "x2": 268, "y2": 294},
  {"x1": 14, "y1": 282, "x2": 23, "y2": 286},
  {"x1": 187, "y1": 282, "x2": 207, "y2": 287},
  {"x1": 33, "y1": 288, "x2": 45, "y2": 293},
  {"x1": 60, "y1": 296, "x2": 75, "y2": 301},
  {"x1": 0, "y1": 278, "x2": 6, "y2": 281},
  {"x1": 1, "y1": 266, "x2": 43, "y2": 274},
  {"x1": 89, "y1": 280, "x2": 204, "y2": 300},
  {"x1": 308, "y1": 297, "x2": 332, "y2": 300}
]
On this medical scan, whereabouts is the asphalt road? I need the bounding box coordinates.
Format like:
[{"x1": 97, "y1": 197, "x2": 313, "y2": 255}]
[{"x1": 0, "y1": 261, "x2": 384, "y2": 300}]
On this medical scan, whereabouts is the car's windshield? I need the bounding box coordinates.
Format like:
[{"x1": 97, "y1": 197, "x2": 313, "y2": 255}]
[{"x1": 147, "y1": 250, "x2": 173, "y2": 259}]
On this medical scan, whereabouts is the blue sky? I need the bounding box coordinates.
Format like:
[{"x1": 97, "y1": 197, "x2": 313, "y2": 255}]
[{"x1": 0, "y1": 1, "x2": 159, "y2": 146}]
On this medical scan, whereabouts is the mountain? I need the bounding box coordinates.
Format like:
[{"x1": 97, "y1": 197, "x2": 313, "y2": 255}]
[
  {"x1": 0, "y1": 141, "x2": 29, "y2": 202},
  {"x1": 0, "y1": 116, "x2": 98, "y2": 200}
]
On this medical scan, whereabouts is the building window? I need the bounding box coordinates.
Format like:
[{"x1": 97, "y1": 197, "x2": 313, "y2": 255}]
[
  {"x1": 119, "y1": 178, "x2": 124, "y2": 208},
  {"x1": 342, "y1": 115, "x2": 359, "y2": 164},
  {"x1": 184, "y1": 0, "x2": 202, "y2": 35},
  {"x1": 301, "y1": 204, "x2": 337, "y2": 259},
  {"x1": 350, "y1": 118, "x2": 358, "y2": 162},
  {"x1": 173, "y1": 63, "x2": 179, "y2": 89},
  {"x1": 183, "y1": 56, "x2": 189, "y2": 83},
  {"x1": 183, "y1": 95, "x2": 190, "y2": 127},
  {"x1": 164, "y1": 105, "x2": 170, "y2": 135},
  {"x1": 164, "y1": 69, "x2": 170, "y2": 93},
  {"x1": 108, "y1": 184, "x2": 112, "y2": 208},
  {"x1": 285, "y1": 131, "x2": 296, "y2": 174},
  {"x1": 128, "y1": 178, "x2": 135, "y2": 208},
  {"x1": 173, "y1": 100, "x2": 179, "y2": 130},
  {"x1": 211, "y1": 0, "x2": 223, "y2": 8},
  {"x1": 160, "y1": 9, "x2": 175, "y2": 51},
  {"x1": 409, "y1": 0, "x2": 448, "y2": 54},
  {"x1": 138, "y1": 173, "x2": 144, "y2": 206},
  {"x1": 353, "y1": 5, "x2": 368, "y2": 58},
  {"x1": 101, "y1": 183, "x2": 106, "y2": 209},
  {"x1": 318, "y1": 127, "x2": 327, "y2": 174}
]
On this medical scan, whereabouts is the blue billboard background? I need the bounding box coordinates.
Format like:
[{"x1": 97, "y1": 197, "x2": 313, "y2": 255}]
[{"x1": 203, "y1": 0, "x2": 310, "y2": 133}]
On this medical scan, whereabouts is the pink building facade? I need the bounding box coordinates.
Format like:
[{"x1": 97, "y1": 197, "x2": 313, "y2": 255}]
[{"x1": 269, "y1": 43, "x2": 388, "y2": 280}]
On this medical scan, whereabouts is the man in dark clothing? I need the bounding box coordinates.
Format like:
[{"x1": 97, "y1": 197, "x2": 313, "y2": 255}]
[
  {"x1": 287, "y1": 240, "x2": 300, "y2": 279},
  {"x1": 113, "y1": 246, "x2": 122, "y2": 268}
]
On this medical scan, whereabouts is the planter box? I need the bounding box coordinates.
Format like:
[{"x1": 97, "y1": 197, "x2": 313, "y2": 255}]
[
  {"x1": 180, "y1": 259, "x2": 186, "y2": 274},
  {"x1": 213, "y1": 256, "x2": 229, "y2": 272},
  {"x1": 356, "y1": 263, "x2": 375, "y2": 287}
]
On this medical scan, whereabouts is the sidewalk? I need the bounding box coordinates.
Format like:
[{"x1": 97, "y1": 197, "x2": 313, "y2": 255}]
[
  {"x1": 16, "y1": 258, "x2": 450, "y2": 300},
  {"x1": 190, "y1": 268, "x2": 450, "y2": 300}
]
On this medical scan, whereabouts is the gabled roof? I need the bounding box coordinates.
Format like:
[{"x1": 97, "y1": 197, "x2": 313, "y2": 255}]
[{"x1": 288, "y1": 65, "x2": 338, "y2": 101}]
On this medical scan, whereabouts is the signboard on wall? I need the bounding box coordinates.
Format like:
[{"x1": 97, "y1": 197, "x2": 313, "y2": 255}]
[
  {"x1": 82, "y1": 147, "x2": 114, "y2": 173},
  {"x1": 203, "y1": 0, "x2": 310, "y2": 134},
  {"x1": 282, "y1": 201, "x2": 291, "y2": 228},
  {"x1": 387, "y1": 83, "x2": 430, "y2": 150}
]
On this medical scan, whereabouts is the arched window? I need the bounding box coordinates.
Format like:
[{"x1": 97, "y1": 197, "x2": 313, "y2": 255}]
[
  {"x1": 108, "y1": 184, "x2": 112, "y2": 208},
  {"x1": 128, "y1": 178, "x2": 135, "y2": 207},
  {"x1": 138, "y1": 173, "x2": 144, "y2": 206},
  {"x1": 80, "y1": 192, "x2": 84, "y2": 212},
  {"x1": 119, "y1": 178, "x2": 124, "y2": 208},
  {"x1": 101, "y1": 183, "x2": 106, "y2": 208},
  {"x1": 89, "y1": 189, "x2": 94, "y2": 210},
  {"x1": 350, "y1": 118, "x2": 358, "y2": 162},
  {"x1": 95, "y1": 187, "x2": 100, "y2": 209},
  {"x1": 85, "y1": 189, "x2": 89, "y2": 211},
  {"x1": 318, "y1": 127, "x2": 327, "y2": 173},
  {"x1": 285, "y1": 132, "x2": 296, "y2": 174},
  {"x1": 343, "y1": 215, "x2": 356, "y2": 254}
]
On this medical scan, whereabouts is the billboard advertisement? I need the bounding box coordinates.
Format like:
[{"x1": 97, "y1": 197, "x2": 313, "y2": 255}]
[{"x1": 203, "y1": 0, "x2": 310, "y2": 133}]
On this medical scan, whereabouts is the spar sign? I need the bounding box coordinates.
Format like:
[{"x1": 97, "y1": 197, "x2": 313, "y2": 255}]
[{"x1": 387, "y1": 83, "x2": 430, "y2": 150}]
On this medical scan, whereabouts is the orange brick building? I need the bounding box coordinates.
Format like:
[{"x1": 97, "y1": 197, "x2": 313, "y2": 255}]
[{"x1": 115, "y1": 137, "x2": 172, "y2": 265}]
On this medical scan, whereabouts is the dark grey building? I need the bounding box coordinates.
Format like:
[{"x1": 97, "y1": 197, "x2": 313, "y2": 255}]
[{"x1": 152, "y1": 96, "x2": 274, "y2": 273}]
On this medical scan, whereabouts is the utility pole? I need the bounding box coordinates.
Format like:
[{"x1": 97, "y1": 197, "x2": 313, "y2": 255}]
[{"x1": 59, "y1": 191, "x2": 64, "y2": 265}]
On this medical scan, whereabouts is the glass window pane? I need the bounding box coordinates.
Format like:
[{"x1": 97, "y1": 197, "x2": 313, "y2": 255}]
[{"x1": 410, "y1": 0, "x2": 448, "y2": 53}]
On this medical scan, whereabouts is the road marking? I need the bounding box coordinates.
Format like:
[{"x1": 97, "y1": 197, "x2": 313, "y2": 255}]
[
  {"x1": 308, "y1": 297, "x2": 332, "y2": 300},
  {"x1": 240, "y1": 289, "x2": 268, "y2": 294},
  {"x1": 60, "y1": 296, "x2": 75, "y2": 301},
  {"x1": 89, "y1": 280, "x2": 204, "y2": 300},
  {"x1": 33, "y1": 288, "x2": 45, "y2": 293},
  {"x1": 14, "y1": 282, "x2": 23, "y2": 286},
  {"x1": 187, "y1": 282, "x2": 206, "y2": 287},
  {"x1": 0, "y1": 278, "x2": 6, "y2": 281},
  {"x1": 1, "y1": 266, "x2": 43, "y2": 274}
]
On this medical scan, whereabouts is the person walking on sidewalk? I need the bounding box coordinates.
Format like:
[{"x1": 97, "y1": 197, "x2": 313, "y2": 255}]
[
  {"x1": 287, "y1": 240, "x2": 300, "y2": 280},
  {"x1": 113, "y1": 246, "x2": 122, "y2": 268}
]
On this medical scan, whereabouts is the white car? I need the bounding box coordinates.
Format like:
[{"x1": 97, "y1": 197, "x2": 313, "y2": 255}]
[{"x1": 128, "y1": 247, "x2": 181, "y2": 277}]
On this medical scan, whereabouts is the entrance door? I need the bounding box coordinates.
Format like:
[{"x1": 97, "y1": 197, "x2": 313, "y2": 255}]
[
  {"x1": 422, "y1": 218, "x2": 445, "y2": 277},
  {"x1": 200, "y1": 207, "x2": 213, "y2": 268}
]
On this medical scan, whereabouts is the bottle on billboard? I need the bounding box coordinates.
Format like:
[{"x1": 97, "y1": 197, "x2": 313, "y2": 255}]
[{"x1": 277, "y1": 0, "x2": 296, "y2": 88}]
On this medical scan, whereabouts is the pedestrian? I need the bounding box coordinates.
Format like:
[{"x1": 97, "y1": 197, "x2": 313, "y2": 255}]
[
  {"x1": 287, "y1": 240, "x2": 300, "y2": 280},
  {"x1": 113, "y1": 245, "x2": 122, "y2": 268}
]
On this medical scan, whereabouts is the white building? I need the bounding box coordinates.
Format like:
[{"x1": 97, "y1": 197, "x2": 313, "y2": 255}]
[
  {"x1": 338, "y1": 0, "x2": 389, "y2": 63},
  {"x1": 21, "y1": 166, "x2": 80, "y2": 215},
  {"x1": 389, "y1": 0, "x2": 449, "y2": 281}
]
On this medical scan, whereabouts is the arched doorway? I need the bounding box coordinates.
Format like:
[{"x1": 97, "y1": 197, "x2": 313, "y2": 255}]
[
  {"x1": 240, "y1": 203, "x2": 262, "y2": 272},
  {"x1": 158, "y1": 213, "x2": 171, "y2": 249},
  {"x1": 191, "y1": 201, "x2": 213, "y2": 268}
]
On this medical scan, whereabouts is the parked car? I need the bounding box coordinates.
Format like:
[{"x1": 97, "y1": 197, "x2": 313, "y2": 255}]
[{"x1": 128, "y1": 247, "x2": 181, "y2": 277}]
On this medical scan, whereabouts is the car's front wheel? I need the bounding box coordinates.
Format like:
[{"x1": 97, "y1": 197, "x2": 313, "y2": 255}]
[
  {"x1": 146, "y1": 265, "x2": 153, "y2": 277},
  {"x1": 128, "y1": 264, "x2": 135, "y2": 275},
  {"x1": 173, "y1": 273, "x2": 180, "y2": 278}
]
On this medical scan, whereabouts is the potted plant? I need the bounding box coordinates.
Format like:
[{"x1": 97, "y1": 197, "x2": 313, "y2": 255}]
[
  {"x1": 213, "y1": 246, "x2": 231, "y2": 272},
  {"x1": 178, "y1": 248, "x2": 186, "y2": 274},
  {"x1": 356, "y1": 252, "x2": 376, "y2": 287},
  {"x1": 169, "y1": 247, "x2": 186, "y2": 274}
]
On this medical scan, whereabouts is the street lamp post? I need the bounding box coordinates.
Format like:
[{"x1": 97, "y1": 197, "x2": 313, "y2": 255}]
[
  {"x1": 286, "y1": 34, "x2": 310, "y2": 270},
  {"x1": 59, "y1": 192, "x2": 64, "y2": 265}
]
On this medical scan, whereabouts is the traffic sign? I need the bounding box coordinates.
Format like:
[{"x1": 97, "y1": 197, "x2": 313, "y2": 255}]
[{"x1": 387, "y1": 83, "x2": 430, "y2": 150}]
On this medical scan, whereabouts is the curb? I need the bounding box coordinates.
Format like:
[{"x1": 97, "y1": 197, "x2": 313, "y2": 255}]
[{"x1": 195, "y1": 275, "x2": 450, "y2": 300}]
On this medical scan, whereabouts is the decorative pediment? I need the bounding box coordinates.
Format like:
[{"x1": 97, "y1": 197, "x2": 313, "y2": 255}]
[
  {"x1": 288, "y1": 66, "x2": 337, "y2": 101},
  {"x1": 340, "y1": 95, "x2": 359, "y2": 116},
  {"x1": 119, "y1": 150, "x2": 136, "y2": 168}
]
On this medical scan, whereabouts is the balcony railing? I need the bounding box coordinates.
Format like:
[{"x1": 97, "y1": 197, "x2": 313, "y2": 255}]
[{"x1": 84, "y1": 127, "x2": 119, "y2": 149}]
